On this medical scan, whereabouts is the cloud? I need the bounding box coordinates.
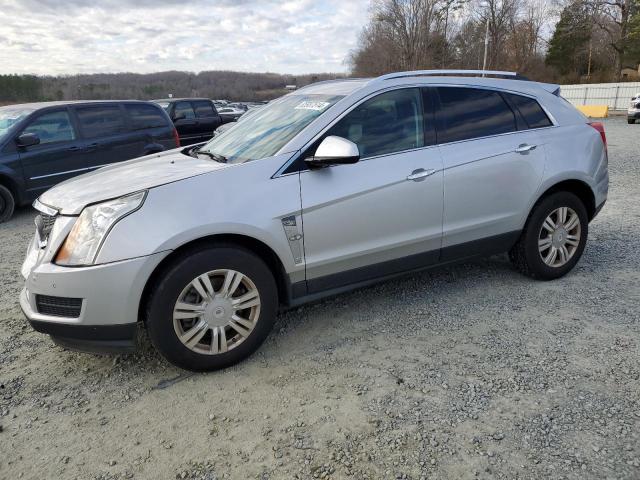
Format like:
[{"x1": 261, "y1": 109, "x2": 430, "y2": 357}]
[{"x1": 0, "y1": 0, "x2": 370, "y2": 75}]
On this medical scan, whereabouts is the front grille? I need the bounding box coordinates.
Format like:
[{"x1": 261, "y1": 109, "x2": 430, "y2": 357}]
[
  {"x1": 35, "y1": 295, "x2": 82, "y2": 318},
  {"x1": 35, "y1": 213, "x2": 56, "y2": 245}
]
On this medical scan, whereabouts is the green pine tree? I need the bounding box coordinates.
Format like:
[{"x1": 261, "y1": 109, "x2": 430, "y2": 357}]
[{"x1": 545, "y1": 1, "x2": 592, "y2": 77}]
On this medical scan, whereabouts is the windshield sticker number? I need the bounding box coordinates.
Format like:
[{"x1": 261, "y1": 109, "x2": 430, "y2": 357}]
[{"x1": 294, "y1": 101, "x2": 331, "y2": 111}]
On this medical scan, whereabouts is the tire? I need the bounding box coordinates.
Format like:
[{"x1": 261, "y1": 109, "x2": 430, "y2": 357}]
[
  {"x1": 146, "y1": 245, "x2": 278, "y2": 371},
  {"x1": 628, "y1": 119, "x2": 635, "y2": 124},
  {"x1": 509, "y1": 192, "x2": 588, "y2": 280},
  {"x1": 0, "y1": 184, "x2": 16, "y2": 223}
]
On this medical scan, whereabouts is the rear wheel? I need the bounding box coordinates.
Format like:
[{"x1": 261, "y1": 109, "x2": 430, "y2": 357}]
[
  {"x1": 628, "y1": 118, "x2": 636, "y2": 124},
  {"x1": 509, "y1": 192, "x2": 588, "y2": 280},
  {"x1": 0, "y1": 184, "x2": 15, "y2": 223},
  {"x1": 146, "y1": 245, "x2": 277, "y2": 371}
]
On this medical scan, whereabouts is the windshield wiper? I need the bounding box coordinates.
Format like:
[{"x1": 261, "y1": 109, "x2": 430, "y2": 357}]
[{"x1": 192, "y1": 147, "x2": 228, "y2": 163}]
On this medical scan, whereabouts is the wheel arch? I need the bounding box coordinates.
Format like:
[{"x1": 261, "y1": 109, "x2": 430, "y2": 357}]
[
  {"x1": 0, "y1": 172, "x2": 21, "y2": 205},
  {"x1": 138, "y1": 233, "x2": 291, "y2": 324},
  {"x1": 533, "y1": 179, "x2": 596, "y2": 221}
]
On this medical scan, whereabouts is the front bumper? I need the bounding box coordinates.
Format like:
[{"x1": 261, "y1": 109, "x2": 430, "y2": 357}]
[{"x1": 21, "y1": 250, "x2": 167, "y2": 353}]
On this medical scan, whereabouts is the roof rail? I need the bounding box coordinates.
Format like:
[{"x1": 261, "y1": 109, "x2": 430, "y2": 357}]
[{"x1": 370, "y1": 69, "x2": 528, "y2": 84}]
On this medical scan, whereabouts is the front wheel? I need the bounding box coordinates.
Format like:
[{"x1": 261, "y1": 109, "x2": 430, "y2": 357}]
[
  {"x1": 628, "y1": 118, "x2": 636, "y2": 124},
  {"x1": 0, "y1": 184, "x2": 15, "y2": 223},
  {"x1": 146, "y1": 245, "x2": 278, "y2": 371},
  {"x1": 509, "y1": 192, "x2": 588, "y2": 280}
]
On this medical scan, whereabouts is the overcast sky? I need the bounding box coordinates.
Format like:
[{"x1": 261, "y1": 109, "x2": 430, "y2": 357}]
[{"x1": 0, "y1": 0, "x2": 370, "y2": 76}]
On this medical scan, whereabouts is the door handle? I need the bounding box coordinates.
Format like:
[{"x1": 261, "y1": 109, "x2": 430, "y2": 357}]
[
  {"x1": 84, "y1": 142, "x2": 99, "y2": 152},
  {"x1": 406, "y1": 168, "x2": 436, "y2": 181},
  {"x1": 515, "y1": 143, "x2": 537, "y2": 154},
  {"x1": 67, "y1": 145, "x2": 82, "y2": 152}
]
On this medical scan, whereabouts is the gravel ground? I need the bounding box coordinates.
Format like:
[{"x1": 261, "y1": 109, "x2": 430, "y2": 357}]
[{"x1": 1, "y1": 117, "x2": 639, "y2": 480}]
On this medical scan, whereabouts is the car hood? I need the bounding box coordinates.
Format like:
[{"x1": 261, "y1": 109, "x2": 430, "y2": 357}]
[{"x1": 39, "y1": 149, "x2": 229, "y2": 215}]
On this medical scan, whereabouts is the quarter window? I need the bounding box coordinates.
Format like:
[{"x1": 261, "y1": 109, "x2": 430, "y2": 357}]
[
  {"x1": 436, "y1": 87, "x2": 517, "y2": 143},
  {"x1": 504, "y1": 93, "x2": 553, "y2": 129},
  {"x1": 192, "y1": 101, "x2": 216, "y2": 118},
  {"x1": 76, "y1": 105, "x2": 125, "y2": 138},
  {"x1": 325, "y1": 88, "x2": 425, "y2": 159},
  {"x1": 124, "y1": 104, "x2": 169, "y2": 130},
  {"x1": 174, "y1": 102, "x2": 196, "y2": 119},
  {"x1": 22, "y1": 110, "x2": 75, "y2": 144}
]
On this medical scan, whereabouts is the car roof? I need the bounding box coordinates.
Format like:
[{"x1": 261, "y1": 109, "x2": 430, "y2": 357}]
[
  {"x1": 296, "y1": 70, "x2": 559, "y2": 98},
  {"x1": 0, "y1": 99, "x2": 154, "y2": 111},
  {"x1": 152, "y1": 98, "x2": 212, "y2": 102}
]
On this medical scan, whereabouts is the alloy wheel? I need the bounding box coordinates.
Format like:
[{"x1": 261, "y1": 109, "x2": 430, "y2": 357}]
[
  {"x1": 538, "y1": 207, "x2": 582, "y2": 268},
  {"x1": 172, "y1": 269, "x2": 261, "y2": 355}
]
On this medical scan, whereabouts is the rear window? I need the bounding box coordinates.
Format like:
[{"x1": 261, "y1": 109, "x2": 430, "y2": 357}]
[
  {"x1": 436, "y1": 87, "x2": 517, "y2": 143},
  {"x1": 125, "y1": 104, "x2": 169, "y2": 130},
  {"x1": 504, "y1": 93, "x2": 553, "y2": 129},
  {"x1": 193, "y1": 101, "x2": 216, "y2": 118},
  {"x1": 76, "y1": 105, "x2": 125, "y2": 138}
]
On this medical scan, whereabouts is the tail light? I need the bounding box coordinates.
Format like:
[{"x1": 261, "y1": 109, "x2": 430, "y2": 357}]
[
  {"x1": 172, "y1": 127, "x2": 180, "y2": 147},
  {"x1": 588, "y1": 122, "x2": 607, "y2": 149}
]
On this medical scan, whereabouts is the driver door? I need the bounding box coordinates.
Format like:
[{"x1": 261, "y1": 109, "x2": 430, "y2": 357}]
[
  {"x1": 17, "y1": 108, "x2": 86, "y2": 198},
  {"x1": 300, "y1": 88, "x2": 444, "y2": 293}
]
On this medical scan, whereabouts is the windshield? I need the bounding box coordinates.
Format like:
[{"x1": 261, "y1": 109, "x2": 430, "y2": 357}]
[
  {"x1": 0, "y1": 107, "x2": 33, "y2": 141},
  {"x1": 199, "y1": 93, "x2": 343, "y2": 163}
]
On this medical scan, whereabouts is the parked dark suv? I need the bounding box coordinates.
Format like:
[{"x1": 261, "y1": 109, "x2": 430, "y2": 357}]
[
  {"x1": 153, "y1": 98, "x2": 225, "y2": 146},
  {"x1": 0, "y1": 100, "x2": 179, "y2": 222}
]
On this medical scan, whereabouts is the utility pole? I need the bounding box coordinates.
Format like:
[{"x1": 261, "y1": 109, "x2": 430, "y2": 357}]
[{"x1": 482, "y1": 16, "x2": 490, "y2": 75}]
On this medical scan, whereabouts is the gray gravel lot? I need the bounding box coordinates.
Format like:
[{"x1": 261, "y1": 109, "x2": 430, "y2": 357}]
[{"x1": 1, "y1": 116, "x2": 639, "y2": 480}]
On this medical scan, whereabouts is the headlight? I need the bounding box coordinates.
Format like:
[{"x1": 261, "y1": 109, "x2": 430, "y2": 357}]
[{"x1": 55, "y1": 191, "x2": 146, "y2": 266}]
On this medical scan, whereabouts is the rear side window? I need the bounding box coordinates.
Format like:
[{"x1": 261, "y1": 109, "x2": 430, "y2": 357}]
[
  {"x1": 22, "y1": 110, "x2": 75, "y2": 144},
  {"x1": 174, "y1": 102, "x2": 196, "y2": 119},
  {"x1": 124, "y1": 104, "x2": 169, "y2": 130},
  {"x1": 436, "y1": 87, "x2": 516, "y2": 143},
  {"x1": 504, "y1": 93, "x2": 552, "y2": 129},
  {"x1": 76, "y1": 105, "x2": 125, "y2": 138},
  {"x1": 193, "y1": 101, "x2": 216, "y2": 118},
  {"x1": 326, "y1": 88, "x2": 425, "y2": 159}
]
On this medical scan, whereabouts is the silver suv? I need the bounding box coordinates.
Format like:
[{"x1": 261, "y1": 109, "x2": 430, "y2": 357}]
[{"x1": 21, "y1": 70, "x2": 609, "y2": 371}]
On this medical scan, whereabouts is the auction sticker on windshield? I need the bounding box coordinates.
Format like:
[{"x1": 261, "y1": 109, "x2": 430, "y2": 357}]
[{"x1": 294, "y1": 101, "x2": 331, "y2": 111}]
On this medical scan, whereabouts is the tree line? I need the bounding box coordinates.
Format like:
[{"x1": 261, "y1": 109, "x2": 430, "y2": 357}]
[
  {"x1": 349, "y1": 0, "x2": 640, "y2": 83},
  {"x1": 0, "y1": 71, "x2": 342, "y2": 104}
]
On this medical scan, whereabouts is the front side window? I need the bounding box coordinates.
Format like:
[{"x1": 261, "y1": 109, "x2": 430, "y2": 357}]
[
  {"x1": 436, "y1": 87, "x2": 517, "y2": 143},
  {"x1": 0, "y1": 107, "x2": 34, "y2": 142},
  {"x1": 199, "y1": 94, "x2": 343, "y2": 164},
  {"x1": 325, "y1": 88, "x2": 425, "y2": 159},
  {"x1": 125, "y1": 104, "x2": 169, "y2": 130},
  {"x1": 193, "y1": 101, "x2": 215, "y2": 118},
  {"x1": 76, "y1": 105, "x2": 124, "y2": 138},
  {"x1": 22, "y1": 110, "x2": 75, "y2": 145},
  {"x1": 174, "y1": 102, "x2": 196, "y2": 119}
]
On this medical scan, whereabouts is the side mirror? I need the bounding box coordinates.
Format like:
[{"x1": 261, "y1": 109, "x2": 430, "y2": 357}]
[
  {"x1": 16, "y1": 133, "x2": 40, "y2": 148},
  {"x1": 306, "y1": 136, "x2": 360, "y2": 169},
  {"x1": 172, "y1": 113, "x2": 186, "y2": 122}
]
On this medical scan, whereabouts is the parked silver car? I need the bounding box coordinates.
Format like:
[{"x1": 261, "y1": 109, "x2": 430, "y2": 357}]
[
  {"x1": 21, "y1": 70, "x2": 609, "y2": 371},
  {"x1": 628, "y1": 93, "x2": 640, "y2": 124}
]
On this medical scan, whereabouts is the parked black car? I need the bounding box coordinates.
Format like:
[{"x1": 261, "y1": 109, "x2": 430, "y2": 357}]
[
  {"x1": 0, "y1": 100, "x2": 179, "y2": 222},
  {"x1": 153, "y1": 98, "x2": 226, "y2": 146}
]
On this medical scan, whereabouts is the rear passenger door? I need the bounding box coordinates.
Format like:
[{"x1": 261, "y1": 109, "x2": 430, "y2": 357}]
[
  {"x1": 17, "y1": 108, "x2": 85, "y2": 197},
  {"x1": 73, "y1": 104, "x2": 137, "y2": 170},
  {"x1": 192, "y1": 100, "x2": 221, "y2": 142},
  {"x1": 434, "y1": 87, "x2": 547, "y2": 260}
]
